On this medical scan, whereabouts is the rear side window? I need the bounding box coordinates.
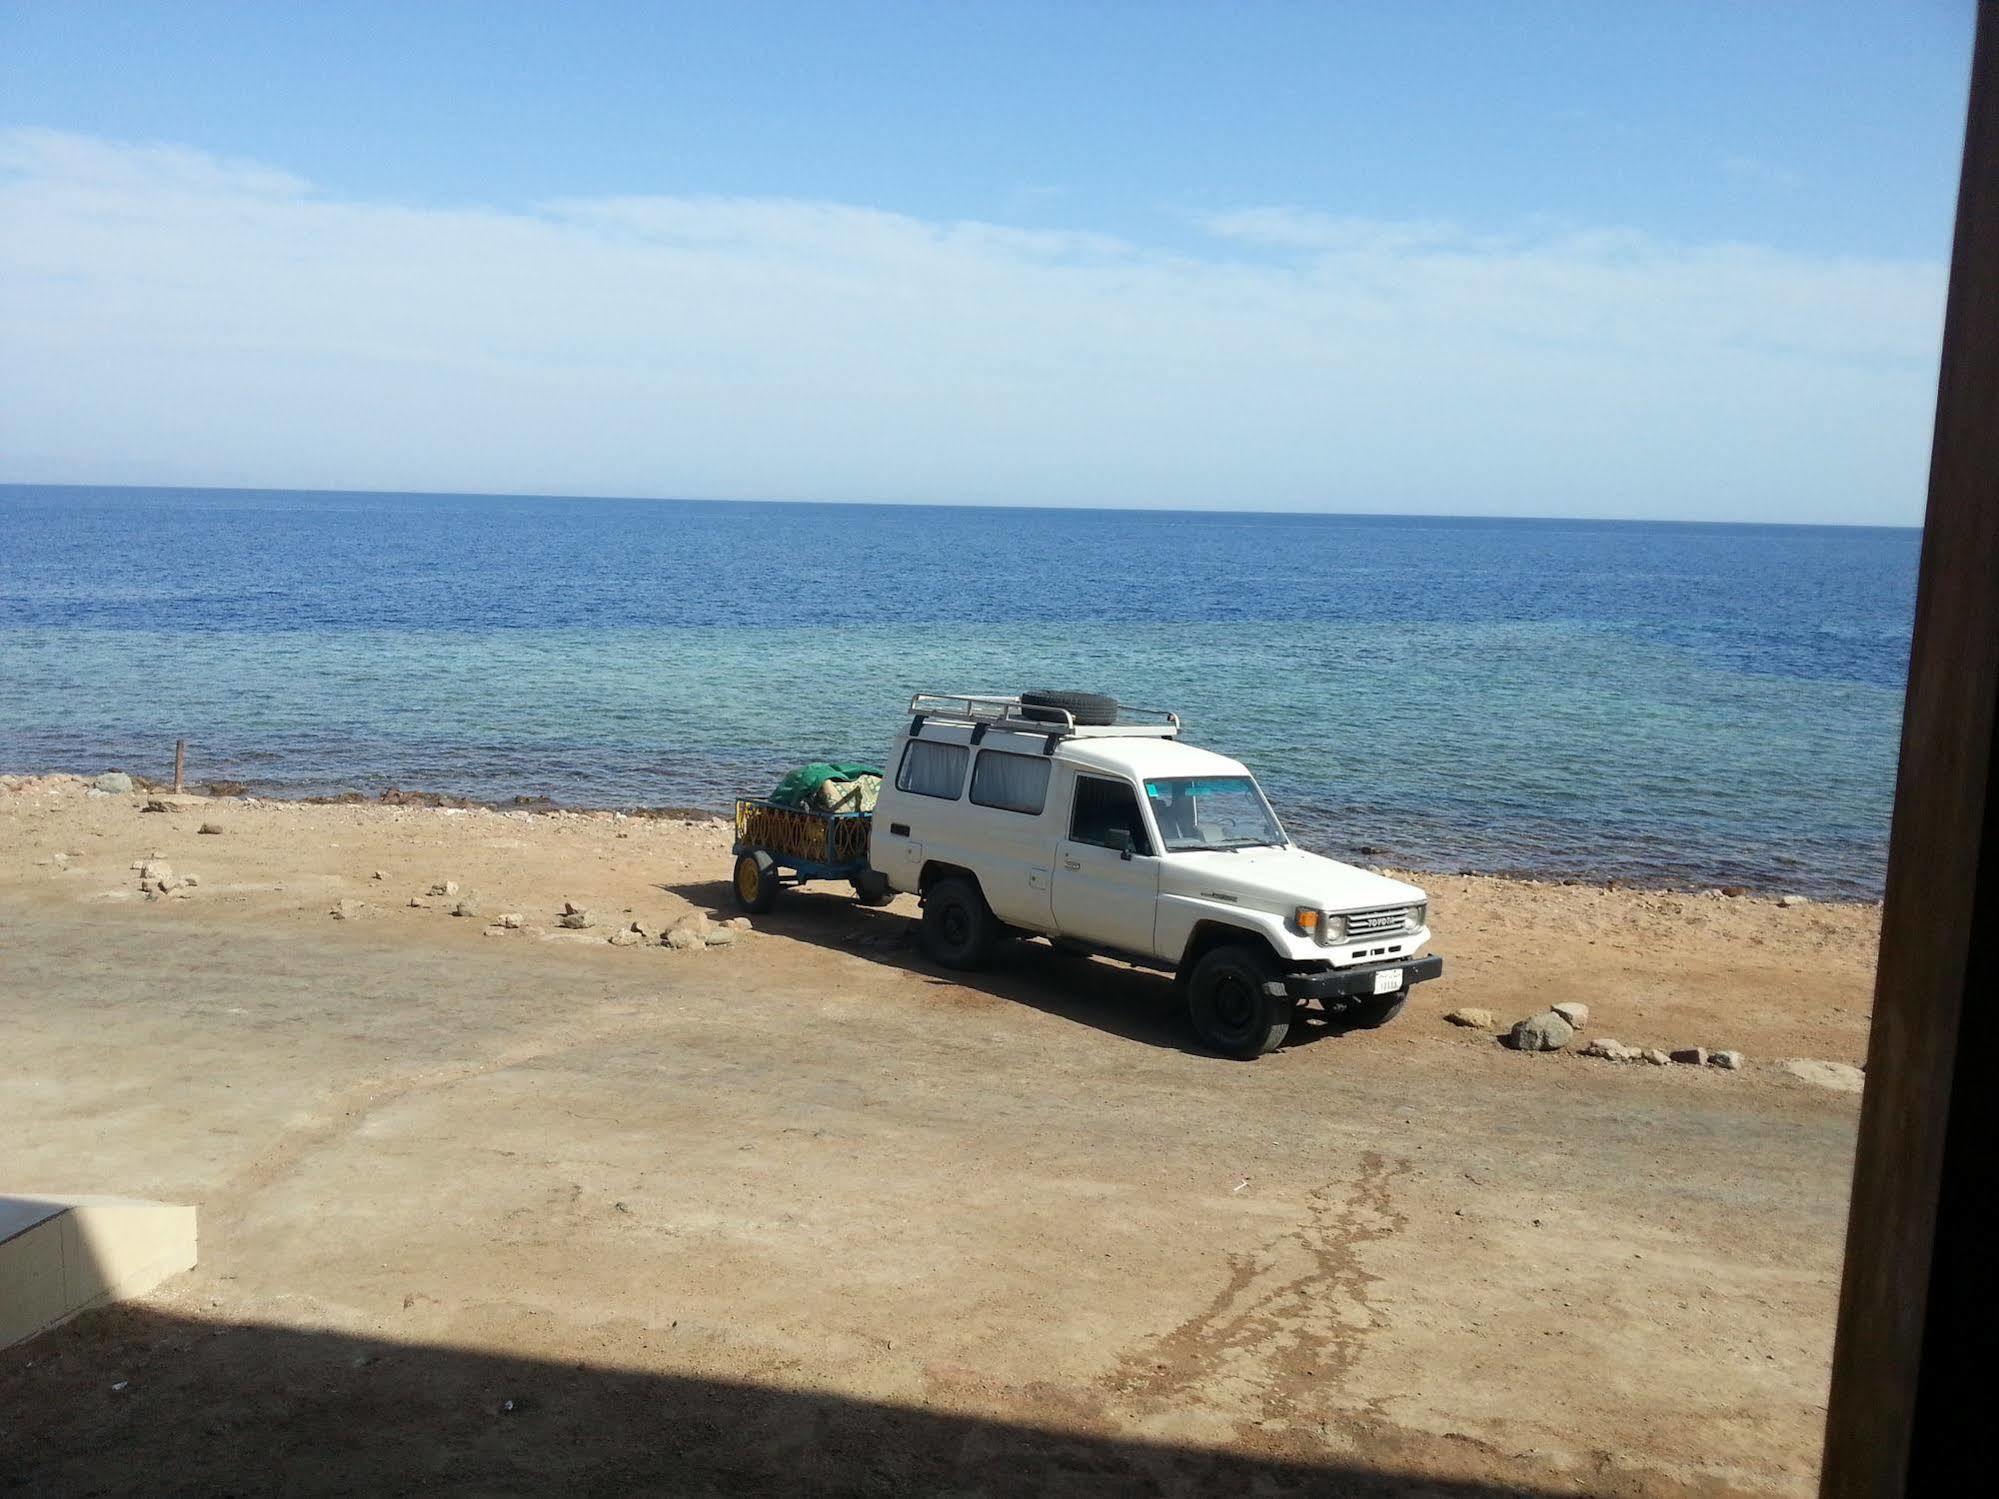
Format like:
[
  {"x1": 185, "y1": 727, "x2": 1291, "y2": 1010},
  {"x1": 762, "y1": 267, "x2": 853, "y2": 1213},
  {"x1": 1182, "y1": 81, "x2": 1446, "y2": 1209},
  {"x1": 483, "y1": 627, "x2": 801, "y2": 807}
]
[
  {"x1": 896, "y1": 739, "x2": 968, "y2": 800},
  {"x1": 1070, "y1": 776, "x2": 1153, "y2": 855},
  {"x1": 970, "y1": 750, "x2": 1051, "y2": 815}
]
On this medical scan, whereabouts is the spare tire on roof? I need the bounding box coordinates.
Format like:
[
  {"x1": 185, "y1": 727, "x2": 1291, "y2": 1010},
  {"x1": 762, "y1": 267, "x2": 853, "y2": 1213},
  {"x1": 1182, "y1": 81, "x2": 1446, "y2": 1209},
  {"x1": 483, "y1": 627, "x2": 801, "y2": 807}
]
[{"x1": 1019, "y1": 690, "x2": 1120, "y2": 727}]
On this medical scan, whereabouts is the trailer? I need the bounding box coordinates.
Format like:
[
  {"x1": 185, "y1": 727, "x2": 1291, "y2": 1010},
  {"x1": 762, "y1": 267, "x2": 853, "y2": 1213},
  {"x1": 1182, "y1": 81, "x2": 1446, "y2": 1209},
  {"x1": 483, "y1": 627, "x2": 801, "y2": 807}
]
[{"x1": 731, "y1": 797, "x2": 890, "y2": 912}]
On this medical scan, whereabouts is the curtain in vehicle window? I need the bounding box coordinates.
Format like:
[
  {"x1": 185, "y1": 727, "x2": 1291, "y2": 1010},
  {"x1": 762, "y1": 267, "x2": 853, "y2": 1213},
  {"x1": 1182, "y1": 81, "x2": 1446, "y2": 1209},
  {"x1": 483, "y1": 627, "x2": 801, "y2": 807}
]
[
  {"x1": 970, "y1": 750, "x2": 1051, "y2": 815},
  {"x1": 895, "y1": 739, "x2": 968, "y2": 800}
]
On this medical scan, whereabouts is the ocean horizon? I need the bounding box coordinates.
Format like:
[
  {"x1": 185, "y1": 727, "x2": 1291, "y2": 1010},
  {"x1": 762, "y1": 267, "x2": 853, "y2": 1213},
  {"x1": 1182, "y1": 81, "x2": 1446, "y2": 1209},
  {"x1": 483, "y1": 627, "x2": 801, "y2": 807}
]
[{"x1": 1, "y1": 483, "x2": 1918, "y2": 899}]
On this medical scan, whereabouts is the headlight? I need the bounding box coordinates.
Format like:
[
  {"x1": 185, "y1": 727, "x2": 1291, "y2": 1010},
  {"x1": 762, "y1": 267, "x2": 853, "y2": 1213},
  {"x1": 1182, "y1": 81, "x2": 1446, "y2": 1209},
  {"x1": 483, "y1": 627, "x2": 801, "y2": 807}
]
[
  {"x1": 1409, "y1": 903, "x2": 1427, "y2": 932},
  {"x1": 1322, "y1": 912, "x2": 1347, "y2": 944}
]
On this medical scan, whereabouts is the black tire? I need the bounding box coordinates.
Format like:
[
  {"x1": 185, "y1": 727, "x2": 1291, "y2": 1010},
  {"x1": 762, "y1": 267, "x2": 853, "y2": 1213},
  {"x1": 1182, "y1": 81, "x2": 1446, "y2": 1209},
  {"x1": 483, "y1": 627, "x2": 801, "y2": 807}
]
[
  {"x1": 733, "y1": 851, "x2": 779, "y2": 914},
  {"x1": 1340, "y1": 991, "x2": 1407, "y2": 1030},
  {"x1": 1019, "y1": 690, "x2": 1119, "y2": 727},
  {"x1": 853, "y1": 869, "x2": 894, "y2": 907},
  {"x1": 920, "y1": 876, "x2": 997, "y2": 970},
  {"x1": 1187, "y1": 943, "x2": 1293, "y2": 1059}
]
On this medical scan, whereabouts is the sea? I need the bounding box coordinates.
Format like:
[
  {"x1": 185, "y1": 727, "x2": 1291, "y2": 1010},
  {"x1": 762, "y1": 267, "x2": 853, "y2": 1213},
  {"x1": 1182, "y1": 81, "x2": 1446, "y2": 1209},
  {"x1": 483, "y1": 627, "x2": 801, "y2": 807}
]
[{"x1": 0, "y1": 485, "x2": 1919, "y2": 900}]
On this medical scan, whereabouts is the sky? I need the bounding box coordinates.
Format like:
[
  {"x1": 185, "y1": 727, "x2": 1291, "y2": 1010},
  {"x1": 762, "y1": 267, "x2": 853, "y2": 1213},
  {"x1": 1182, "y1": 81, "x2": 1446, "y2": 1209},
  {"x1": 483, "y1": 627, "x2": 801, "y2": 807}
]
[{"x1": 0, "y1": 1, "x2": 1978, "y2": 523}]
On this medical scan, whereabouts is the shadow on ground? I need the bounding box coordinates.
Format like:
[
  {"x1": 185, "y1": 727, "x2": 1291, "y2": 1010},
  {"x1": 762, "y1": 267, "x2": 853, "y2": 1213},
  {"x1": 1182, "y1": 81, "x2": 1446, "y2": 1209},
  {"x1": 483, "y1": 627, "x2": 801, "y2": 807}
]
[
  {"x1": 3, "y1": 1305, "x2": 1560, "y2": 1498},
  {"x1": 665, "y1": 878, "x2": 1390, "y2": 1059}
]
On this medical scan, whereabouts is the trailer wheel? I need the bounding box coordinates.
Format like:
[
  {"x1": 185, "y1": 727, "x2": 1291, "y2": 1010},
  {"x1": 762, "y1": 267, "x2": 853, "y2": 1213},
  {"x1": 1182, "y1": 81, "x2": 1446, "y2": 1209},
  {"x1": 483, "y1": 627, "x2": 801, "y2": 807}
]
[
  {"x1": 733, "y1": 851, "x2": 779, "y2": 913},
  {"x1": 853, "y1": 869, "x2": 894, "y2": 907}
]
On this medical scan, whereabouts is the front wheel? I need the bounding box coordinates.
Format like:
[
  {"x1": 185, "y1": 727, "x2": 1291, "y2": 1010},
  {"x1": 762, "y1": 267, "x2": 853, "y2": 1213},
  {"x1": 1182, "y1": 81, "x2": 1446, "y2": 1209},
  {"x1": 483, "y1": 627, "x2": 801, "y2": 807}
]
[
  {"x1": 1187, "y1": 944, "x2": 1293, "y2": 1059},
  {"x1": 1340, "y1": 991, "x2": 1407, "y2": 1030},
  {"x1": 733, "y1": 851, "x2": 779, "y2": 914},
  {"x1": 920, "y1": 877, "x2": 997, "y2": 971}
]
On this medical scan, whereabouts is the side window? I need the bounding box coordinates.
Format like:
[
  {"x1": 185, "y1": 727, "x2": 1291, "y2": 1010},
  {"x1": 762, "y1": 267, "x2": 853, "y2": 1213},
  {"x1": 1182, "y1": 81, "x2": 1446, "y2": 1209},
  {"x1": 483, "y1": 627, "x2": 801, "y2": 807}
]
[
  {"x1": 970, "y1": 750, "x2": 1051, "y2": 815},
  {"x1": 1069, "y1": 776, "x2": 1153, "y2": 855},
  {"x1": 895, "y1": 739, "x2": 968, "y2": 800}
]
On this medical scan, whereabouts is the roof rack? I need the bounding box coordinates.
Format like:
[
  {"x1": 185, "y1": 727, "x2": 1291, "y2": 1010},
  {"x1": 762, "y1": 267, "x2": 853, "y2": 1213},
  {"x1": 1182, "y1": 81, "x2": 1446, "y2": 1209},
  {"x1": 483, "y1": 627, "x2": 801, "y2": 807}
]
[{"x1": 906, "y1": 692, "x2": 1181, "y2": 740}]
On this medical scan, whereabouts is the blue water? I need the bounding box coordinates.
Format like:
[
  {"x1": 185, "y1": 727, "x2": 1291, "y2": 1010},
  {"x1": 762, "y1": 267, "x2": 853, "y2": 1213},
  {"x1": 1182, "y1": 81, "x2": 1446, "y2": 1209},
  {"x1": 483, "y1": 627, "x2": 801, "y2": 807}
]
[{"x1": 0, "y1": 485, "x2": 1918, "y2": 898}]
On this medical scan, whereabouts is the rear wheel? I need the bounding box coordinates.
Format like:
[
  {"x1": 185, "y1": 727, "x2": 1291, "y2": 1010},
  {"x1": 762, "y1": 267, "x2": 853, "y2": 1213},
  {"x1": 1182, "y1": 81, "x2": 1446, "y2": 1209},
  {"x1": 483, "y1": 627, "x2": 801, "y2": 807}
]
[
  {"x1": 733, "y1": 851, "x2": 779, "y2": 914},
  {"x1": 921, "y1": 877, "x2": 997, "y2": 970},
  {"x1": 1187, "y1": 943, "x2": 1292, "y2": 1059}
]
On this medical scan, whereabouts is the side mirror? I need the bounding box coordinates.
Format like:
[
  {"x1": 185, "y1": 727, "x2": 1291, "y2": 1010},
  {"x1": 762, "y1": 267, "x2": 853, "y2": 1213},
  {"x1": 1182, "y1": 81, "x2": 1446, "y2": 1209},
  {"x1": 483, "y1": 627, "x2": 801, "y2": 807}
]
[{"x1": 1117, "y1": 830, "x2": 1136, "y2": 861}]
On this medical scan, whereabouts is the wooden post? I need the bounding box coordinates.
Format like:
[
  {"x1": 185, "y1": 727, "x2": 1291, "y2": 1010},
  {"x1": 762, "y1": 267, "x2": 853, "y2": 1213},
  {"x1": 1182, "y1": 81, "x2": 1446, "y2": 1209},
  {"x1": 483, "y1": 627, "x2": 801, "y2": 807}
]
[
  {"x1": 1820, "y1": 5, "x2": 1999, "y2": 1492},
  {"x1": 173, "y1": 739, "x2": 185, "y2": 795}
]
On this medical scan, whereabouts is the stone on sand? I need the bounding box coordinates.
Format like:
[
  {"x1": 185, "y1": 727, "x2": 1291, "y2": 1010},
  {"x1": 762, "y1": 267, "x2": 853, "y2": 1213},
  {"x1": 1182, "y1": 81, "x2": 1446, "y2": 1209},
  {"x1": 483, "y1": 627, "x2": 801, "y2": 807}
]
[
  {"x1": 330, "y1": 898, "x2": 368, "y2": 920},
  {"x1": 1709, "y1": 1050, "x2": 1744, "y2": 1071},
  {"x1": 93, "y1": 772, "x2": 133, "y2": 794},
  {"x1": 1781, "y1": 1058, "x2": 1865, "y2": 1093},
  {"x1": 1670, "y1": 1047, "x2": 1708, "y2": 1066},
  {"x1": 1506, "y1": 1012, "x2": 1574, "y2": 1052},
  {"x1": 1550, "y1": 1002, "x2": 1590, "y2": 1029},
  {"x1": 1443, "y1": 1007, "x2": 1494, "y2": 1029}
]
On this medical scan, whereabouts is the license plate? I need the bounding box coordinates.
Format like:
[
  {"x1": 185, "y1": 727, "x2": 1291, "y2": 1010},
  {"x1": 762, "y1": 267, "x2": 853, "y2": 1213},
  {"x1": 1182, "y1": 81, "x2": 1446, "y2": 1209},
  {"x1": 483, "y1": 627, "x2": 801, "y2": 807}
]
[{"x1": 1372, "y1": 968, "x2": 1403, "y2": 995}]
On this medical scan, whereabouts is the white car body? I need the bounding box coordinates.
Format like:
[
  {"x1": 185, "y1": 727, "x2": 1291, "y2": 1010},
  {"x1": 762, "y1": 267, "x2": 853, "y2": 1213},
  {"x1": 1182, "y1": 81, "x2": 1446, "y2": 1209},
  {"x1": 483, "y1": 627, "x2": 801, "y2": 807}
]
[{"x1": 869, "y1": 694, "x2": 1435, "y2": 979}]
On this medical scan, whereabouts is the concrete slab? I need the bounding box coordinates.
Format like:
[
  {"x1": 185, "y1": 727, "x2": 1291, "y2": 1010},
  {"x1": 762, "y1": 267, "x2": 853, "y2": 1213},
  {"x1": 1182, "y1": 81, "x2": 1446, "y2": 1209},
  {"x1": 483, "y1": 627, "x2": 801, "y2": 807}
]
[{"x1": 1, "y1": 1194, "x2": 197, "y2": 1348}]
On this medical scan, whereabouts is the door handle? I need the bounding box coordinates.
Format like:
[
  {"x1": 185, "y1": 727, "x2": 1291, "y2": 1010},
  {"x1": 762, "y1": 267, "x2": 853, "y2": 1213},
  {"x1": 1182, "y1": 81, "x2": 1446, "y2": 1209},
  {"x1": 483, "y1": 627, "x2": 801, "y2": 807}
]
[{"x1": 1062, "y1": 858, "x2": 1081, "y2": 870}]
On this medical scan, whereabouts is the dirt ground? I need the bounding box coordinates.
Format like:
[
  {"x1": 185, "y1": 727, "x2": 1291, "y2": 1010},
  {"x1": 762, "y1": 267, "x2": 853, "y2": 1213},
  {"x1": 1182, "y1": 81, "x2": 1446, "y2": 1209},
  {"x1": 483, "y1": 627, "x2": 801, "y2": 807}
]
[{"x1": 0, "y1": 776, "x2": 1879, "y2": 1495}]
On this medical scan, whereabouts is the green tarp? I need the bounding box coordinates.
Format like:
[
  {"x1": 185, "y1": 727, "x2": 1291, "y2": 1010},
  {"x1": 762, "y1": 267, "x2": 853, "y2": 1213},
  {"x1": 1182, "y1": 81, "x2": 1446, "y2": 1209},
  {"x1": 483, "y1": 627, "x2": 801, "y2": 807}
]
[{"x1": 769, "y1": 761, "x2": 883, "y2": 811}]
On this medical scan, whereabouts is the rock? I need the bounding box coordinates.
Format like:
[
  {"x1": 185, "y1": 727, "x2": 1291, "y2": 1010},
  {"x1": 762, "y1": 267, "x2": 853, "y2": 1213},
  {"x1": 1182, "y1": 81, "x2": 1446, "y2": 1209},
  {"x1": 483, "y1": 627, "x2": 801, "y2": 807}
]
[
  {"x1": 450, "y1": 899, "x2": 480, "y2": 918},
  {"x1": 408, "y1": 897, "x2": 431, "y2": 908},
  {"x1": 1443, "y1": 1007, "x2": 1494, "y2": 1029},
  {"x1": 1709, "y1": 1050, "x2": 1744, "y2": 1070},
  {"x1": 1550, "y1": 1002, "x2": 1590, "y2": 1029},
  {"x1": 558, "y1": 909, "x2": 597, "y2": 930},
  {"x1": 428, "y1": 881, "x2": 459, "y2": 897},
  {"x1": 664, "y1": 925, "x2": 705, "y2": 951},
  {"x1": 1642, "y1": 1048, "x2": 1671, "y2": 1066},
  {"x1": 372, "y1": 869, "x2": 388, "y2": 881},
  {"x1": 562, "y1": 900, "x2": 588, "y2": 916},
  {"x1": 93, "y1": 772, "x2": 133, "y2": 794},
  {"x1": 1506, "y1": 1012, "x2": 1574, "y2": 1052},
  {"x1": 139, "y1": 860, "x2": 173, "y2": 882},
  {"x1": 496, "y1": 912, "x2": 523, "y2": 930},
  {"x1": 183, "y1": 873, "x2": 199, "y2": 887},
  {"x1": 481, "y1": 926, "x2": 508, "y2": 938},
  {"x1": 198, "y1": 822, "x2": 224, "y2": 835},
  {"x1": 141, "y1": 799, "x2": 173, "y2": 814},
  {"x1": 723, "y1": 916, "x2": 752, "y2": 931},
  {"x1": 1776, "y1": 894, "x2": 1810, "y2": 908},
  {"x1": 330, "y1": 898, "x2": 367, "y2": 920},
  {"x1": 702, "y1": 926, "x2": 738, "y2": 948},
  {"x1": 607, "y1": 928, "x2": 645, "y2": 946},
  {"x1": 1670, "y1": 1046, "x2": 1708, "y2": 1066},
  {"x1": 1581, "y1": 1037, "x2": 1634, "y2": 1061},
  {"x1": 1781, "y1": 1058, "x2": 1866, "y2": 1093},
  {"x1": 1719, "y1": 885, "x2": 1747, "y2": 899}
]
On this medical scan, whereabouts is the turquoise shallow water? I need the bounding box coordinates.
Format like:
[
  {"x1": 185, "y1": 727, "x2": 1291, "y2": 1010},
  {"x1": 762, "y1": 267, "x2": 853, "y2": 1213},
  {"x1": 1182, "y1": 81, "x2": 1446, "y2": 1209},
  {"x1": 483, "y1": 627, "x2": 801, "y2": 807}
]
[{"x1": 0, "y1": 485, "x2": 1917, "y2": 897}]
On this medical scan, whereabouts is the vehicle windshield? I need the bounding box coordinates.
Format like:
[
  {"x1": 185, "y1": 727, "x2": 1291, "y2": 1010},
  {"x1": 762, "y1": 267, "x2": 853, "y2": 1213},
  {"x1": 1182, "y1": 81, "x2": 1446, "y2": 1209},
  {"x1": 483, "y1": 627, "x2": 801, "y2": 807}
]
[{"x1": 1142, "y1": 776, "x2": 1287, "y2": 852}]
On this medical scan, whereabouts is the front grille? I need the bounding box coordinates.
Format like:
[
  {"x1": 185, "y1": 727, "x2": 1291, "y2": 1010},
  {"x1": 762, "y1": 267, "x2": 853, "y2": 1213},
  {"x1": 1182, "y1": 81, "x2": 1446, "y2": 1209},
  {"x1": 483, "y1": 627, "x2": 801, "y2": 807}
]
[{"x1": 1344, "y1": 907, "x2": 1414, "y2": 939}]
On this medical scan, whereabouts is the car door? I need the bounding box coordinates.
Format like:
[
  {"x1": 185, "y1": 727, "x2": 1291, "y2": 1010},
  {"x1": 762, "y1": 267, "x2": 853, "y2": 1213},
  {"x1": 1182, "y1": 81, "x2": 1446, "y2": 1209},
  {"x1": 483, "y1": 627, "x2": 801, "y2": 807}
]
[{"x1": 1052, "y1": 773, "x2": 1162, "y2": 957}]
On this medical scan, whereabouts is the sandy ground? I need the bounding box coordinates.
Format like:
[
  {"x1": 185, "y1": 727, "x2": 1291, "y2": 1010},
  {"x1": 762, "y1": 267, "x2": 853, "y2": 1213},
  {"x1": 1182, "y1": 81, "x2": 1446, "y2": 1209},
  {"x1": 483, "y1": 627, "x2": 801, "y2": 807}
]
[{"x1": 0, "y1": 775, "x2": 1880, "y2": 1495}]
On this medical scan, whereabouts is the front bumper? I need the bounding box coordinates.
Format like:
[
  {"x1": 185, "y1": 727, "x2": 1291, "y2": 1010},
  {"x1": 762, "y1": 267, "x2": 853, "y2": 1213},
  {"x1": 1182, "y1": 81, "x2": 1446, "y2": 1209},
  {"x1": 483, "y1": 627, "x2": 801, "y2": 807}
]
[{"x1": 1269, "y1": 953, "x2": 1444, "y2": 1001}]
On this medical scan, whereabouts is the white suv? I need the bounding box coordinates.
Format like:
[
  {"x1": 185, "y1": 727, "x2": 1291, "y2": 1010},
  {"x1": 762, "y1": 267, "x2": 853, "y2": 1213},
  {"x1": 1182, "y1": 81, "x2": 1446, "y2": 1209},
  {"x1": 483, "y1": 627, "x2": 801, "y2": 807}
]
[{"x1": 869, "y1": 691, "x2": 1442, "y2": 1057}]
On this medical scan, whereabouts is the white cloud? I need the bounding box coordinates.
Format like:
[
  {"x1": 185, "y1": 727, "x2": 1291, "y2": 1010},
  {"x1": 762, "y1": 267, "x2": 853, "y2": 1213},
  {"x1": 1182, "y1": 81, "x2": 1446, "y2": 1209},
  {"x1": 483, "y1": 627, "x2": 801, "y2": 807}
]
[{"x1": 0, "y1": 128, "x2": 1947, "y2": 521}]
